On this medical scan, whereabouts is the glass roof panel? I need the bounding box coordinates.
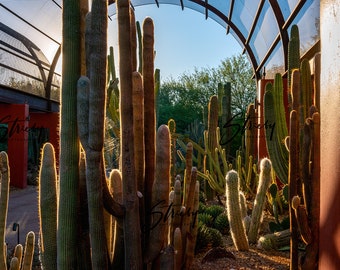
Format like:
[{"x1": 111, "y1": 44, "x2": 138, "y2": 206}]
[
  {"x1": 278, "y1": 0, "x2": 299, "y2": 20},
  {"x1": 182, "y1": 0, "x2": 205, "y2": 15},
  {"x1": 0, "y1": 28, "x2": 30, "y2": 56},
  {"x1": 0, "y1": 1, "x2": 61, "y2": 62},
  {"x1": 232, "y1": 0, "x2": 261, "y2": 38},
  {"x1": 249, "y1": 1, "x2": 279, "y2": 64},
  {"x1": 288, "y1": 0, "x2": 319, "y2": 56},
  {"x1": 262, "y1": 43, "x2": 285, "y2": 79},
  {"x1": 208, "y1": 0, "x2": 230, "y2": 17}
]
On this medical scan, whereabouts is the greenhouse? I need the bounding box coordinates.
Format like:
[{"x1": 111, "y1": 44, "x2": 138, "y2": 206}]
[{"x1": 0, "y1": 0, "x2": 339, "y2": 269}]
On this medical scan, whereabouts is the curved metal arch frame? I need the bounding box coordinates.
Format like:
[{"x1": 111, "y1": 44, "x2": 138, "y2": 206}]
[
  {"x1": 189, "y1": 0, "x2": 260, "y2": 79},
  {"x1": 109, "y1": 0, "x2": 309, "y2": 80}
]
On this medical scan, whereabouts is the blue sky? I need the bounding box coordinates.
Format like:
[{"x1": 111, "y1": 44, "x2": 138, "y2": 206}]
[{"x1": 109, "y1": 4, "x2": 242, "y2": 81}]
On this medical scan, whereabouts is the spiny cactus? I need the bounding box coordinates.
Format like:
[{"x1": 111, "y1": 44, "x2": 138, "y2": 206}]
[
  {"x1": 225, "y1": 170, "x2": 249, "y2": 251},
  {"x1": 38, "y1": 143, "x2": 57, "y2": 269},
  {"x1": 144, "y1": 124, "x2": 171, "y2": 264},
  {"x1": 257, "y1": 229, "x2": 290, "y2": 251},
  {"x1": 248, "y1": 158, "x2": 272, "y2": 244},
  {"x1": 36, "y1": 1, "x2": 202, "y2": 269},
  {"x1": 21, "y1": 231, "x2": 35, "y2": 270},
  {"x1": 173, "y1": 227, "x2": 182, "y2": 270},
  {"x1": 287, "y1": 38, "x2": 320, "y2": 269},
  {"x1": 288, "y1": 24, "x2": 300, "y2": 95},
  {"x1": 263, "y1": 75, "x2": 289, "y2": 184},
  {"x1": 58, "y1": 0, "x2": 82, "y2": 267},
  {"x1": 218, "y1": 82, "x2": 232, "y2": 158},
  {"x1": 12, "y1": 244, "x2": 23, "y2": 268},
  {"x1": 0, "y1": 151, "x2": 10, "y2": 270}
]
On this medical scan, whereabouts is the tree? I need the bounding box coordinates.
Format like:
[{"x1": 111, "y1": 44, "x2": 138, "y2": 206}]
[
  {"x1": 157, "y1": 53, "x2": 257, "y2": 132},
  {"x1": 213, "y1": 53, "x2": 256, "y2": 115}
]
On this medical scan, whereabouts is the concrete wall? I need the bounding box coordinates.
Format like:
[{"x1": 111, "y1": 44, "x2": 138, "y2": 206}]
[{"x1": 319, "y1": 1, "x2": 340, "y2": 269}]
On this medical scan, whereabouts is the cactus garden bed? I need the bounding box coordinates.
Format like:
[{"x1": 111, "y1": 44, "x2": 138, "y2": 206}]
[{"x1": 191, "y1": 211, "x2": 290, "y2": 270}]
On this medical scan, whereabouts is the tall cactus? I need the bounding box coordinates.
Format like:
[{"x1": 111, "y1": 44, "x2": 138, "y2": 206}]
[
  {"x1": 38, "y1": 143, "x2": 58, "y2": 269},
  {"x1": 218, "y1": 82, "x2": 232, "y2": 159},
  {"x1": 36, "y1": 1, "x2": 202, "y2": 269},
  {"x1": 144, "y1": 124, "x2": 170, "y2": 265},
  {"x1": 58, "y1": 0, "x2": 81, "y2": 267},
  {"x1": 248, "y1": 158, "x2": 272, "y2": 244},
  {"x1": 263, "y1": 74, "x2": 289, "y2": 184},
  {"x1": 0, "y1": 151, "x2": 9, "y2": 270},
  {"x1": 117, "y1": 1, "x2": 142, "y2": 269},
  {"x1": 225, "y1": 170, "x2": 249, "y2": 251},
  {"x1": 288, "y1": 55, "x2": 320, "y2": 269},
  {"x1": 143, "y1": 17, "x2": 157, "y2": 248}
]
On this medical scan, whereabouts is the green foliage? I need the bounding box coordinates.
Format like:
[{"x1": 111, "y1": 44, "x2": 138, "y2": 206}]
[
  {"x1": 204, "y1": 205, "x2": 225, "y2": 220},
  {"x1": 198, "y1": 213, "x2": 214, "y2": 227},
  {"x1": 195, "y1": 223, "x2": 224, "y2": 253},
  {"x1": 157, "y1": 53, "x2": 256, "y2": 133},
  {"x1": 213, "y1": 213, "x2": 229, "y2": 235}
]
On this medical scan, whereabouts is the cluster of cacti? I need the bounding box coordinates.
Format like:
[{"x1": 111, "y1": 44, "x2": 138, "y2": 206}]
[
  {"x1": 263, "y1": 73, "x2": 289, "y2": 185},
  {"x1": 288, "y1": 60, "x2": 320, "y2": 269},
  {"x1": 0, "y1": 151, "x2": 37, "y2": 269},
  {"x1": 235, "y1": 150, "x2": 257, "y2": 195},
  {"x1": 35, "y1": 1, "x2": 202, "y2": 269},
  {"x1": 262, "y1": 24, "x2": 320, "y2": 269}
]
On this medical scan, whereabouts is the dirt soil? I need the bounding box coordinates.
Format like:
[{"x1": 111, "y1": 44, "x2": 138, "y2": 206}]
[{"x1": 191, "y1": 243, "x2": 290, "y2": 270}]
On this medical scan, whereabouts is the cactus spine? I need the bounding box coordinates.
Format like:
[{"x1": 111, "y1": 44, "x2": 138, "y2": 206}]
[
  {"x1": 38, "y1": 143, "x2": 58, "y2": 269},
  {"x1": 225, "y1": 170, "x2": 249, "y2": 251},
  {"x1": 248, "y1": 158, "x2": 272, "y2": 244}
]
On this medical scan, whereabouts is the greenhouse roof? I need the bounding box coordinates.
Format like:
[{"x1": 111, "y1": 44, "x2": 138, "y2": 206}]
[{"x1": 0, "y1": 0, "x2": 319, "y2": 83}]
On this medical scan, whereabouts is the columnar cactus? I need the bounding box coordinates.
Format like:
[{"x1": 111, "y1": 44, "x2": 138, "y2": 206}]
[
  {"x1": 263, "y1": 74, "x2": 289, "y2": 184},
  {"x1": 110, "y1": 169, "x2": 125, "y2": 269},
  {"x1": 225, "y1": 170, "x2": 249, "y2": 251},
  {"x1": 38, "y1": 143, "x2": 58, "y2": 269},
  {"x1": 287, "y1": 44, "x2": 320, "y2": 269},
  {"x1": 142, "y1": 16, "x2": 156, "y2": 250},
  {"x1": 21, "y1": 231, "x2": 35, "y2": 270},
  {"x1": 0, "y1": 151, "x2": 9, "y2": 270},
  {"x1": 36, "y1": 1, "x2": 202, "y2": 269},
  {"x1": 144, "y1": 124, "x2": 171, "y2": 264},
  {"x1": 58, "y1": 0, "x2": 81, "y2": 267},
  {"x1": 287, "y1": 24, "x2": 300, "y2": 96},
  {"x1": 248, "y1": 158, "x2": 272, "y2": 244}
]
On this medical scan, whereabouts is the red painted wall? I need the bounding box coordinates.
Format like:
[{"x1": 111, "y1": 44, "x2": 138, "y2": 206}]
[
  {"x1": 0, "y1": 104, "x2": 59, "y2": 188},
  {"x1": 0, "y1": 104, "x2": 29, "y2": 188},
  {"x1": 30, "y1": 112, "x2": 59, "y2": 164}
]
